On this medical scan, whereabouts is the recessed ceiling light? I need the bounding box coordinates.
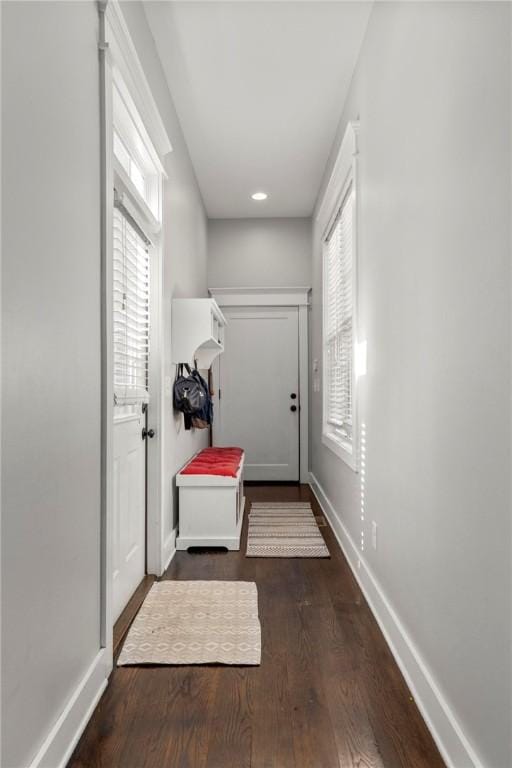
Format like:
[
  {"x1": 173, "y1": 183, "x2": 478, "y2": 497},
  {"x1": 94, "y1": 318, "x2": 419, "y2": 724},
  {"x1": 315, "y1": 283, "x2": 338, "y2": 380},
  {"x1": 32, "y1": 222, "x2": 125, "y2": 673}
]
[{"x1": 251, "y1": 191, "x2": 268, "y2": 201}]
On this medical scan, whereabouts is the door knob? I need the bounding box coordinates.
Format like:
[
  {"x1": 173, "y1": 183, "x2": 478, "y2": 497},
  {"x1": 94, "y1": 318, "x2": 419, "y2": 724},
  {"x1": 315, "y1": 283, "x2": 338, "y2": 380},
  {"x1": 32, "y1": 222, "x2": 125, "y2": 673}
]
[
  {"x1": 290, "y1": 405, "x2": 297, "y2": 412},
  {"x1": 290, "y1": 393, "x2": 297, "y2": 399},
  {"x1": 142, "y1": 427, "x2": 155, "y2": 440}
]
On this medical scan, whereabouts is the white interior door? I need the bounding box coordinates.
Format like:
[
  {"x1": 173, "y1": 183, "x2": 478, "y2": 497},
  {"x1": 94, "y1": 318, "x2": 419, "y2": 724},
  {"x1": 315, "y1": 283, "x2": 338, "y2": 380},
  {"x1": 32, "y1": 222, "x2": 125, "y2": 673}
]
[
  {"x1": 112, "y1": 411, "x2": 146, "y2": 621},
  {"x1": 214, "y1": 306, "x2": 300, "y2": 481}
]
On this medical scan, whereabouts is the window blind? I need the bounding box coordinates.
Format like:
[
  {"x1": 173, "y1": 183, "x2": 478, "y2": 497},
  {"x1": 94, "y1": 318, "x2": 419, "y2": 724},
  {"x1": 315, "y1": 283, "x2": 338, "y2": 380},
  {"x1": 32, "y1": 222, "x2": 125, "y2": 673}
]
[
  {"x1": 324, "y1": 182, "x2": 354, "y2": 439},
  {"x1": 113, "y1": 204, "x2": 150, "y2": 406}
]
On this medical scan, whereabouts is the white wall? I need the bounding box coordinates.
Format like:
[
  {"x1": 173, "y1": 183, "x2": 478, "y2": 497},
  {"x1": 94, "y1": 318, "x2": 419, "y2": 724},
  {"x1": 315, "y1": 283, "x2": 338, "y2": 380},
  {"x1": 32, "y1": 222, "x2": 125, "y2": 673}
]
[
  {"x1": 120, "y1": 2, "x2": 209, "y2": 555},
  {"x1": 1, "y1": 2, "x2": 210, "y2": 764},
  {"x1": 311, "y1": 4, "x2": 511, "y2": 767},
  {"x1": 208, "y1": 217, "x2": 311, "y2": 289},
  {"x1": 1, "y1": 3, "x2": 102, "y2": 766}
]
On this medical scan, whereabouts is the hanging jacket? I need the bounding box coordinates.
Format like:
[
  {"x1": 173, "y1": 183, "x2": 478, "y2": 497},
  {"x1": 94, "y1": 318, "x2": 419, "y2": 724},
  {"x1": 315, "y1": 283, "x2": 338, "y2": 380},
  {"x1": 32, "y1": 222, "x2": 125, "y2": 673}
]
[{"x1": 189, "y1": 366, "x2": 213, "y2": 430}]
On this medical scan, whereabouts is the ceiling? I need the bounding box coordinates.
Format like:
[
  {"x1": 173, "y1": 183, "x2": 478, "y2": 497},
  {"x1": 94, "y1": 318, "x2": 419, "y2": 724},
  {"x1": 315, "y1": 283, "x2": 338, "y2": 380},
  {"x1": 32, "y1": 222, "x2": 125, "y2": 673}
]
[{"x1": 144, "y1": 2, "x2": 372, "y2": 219}]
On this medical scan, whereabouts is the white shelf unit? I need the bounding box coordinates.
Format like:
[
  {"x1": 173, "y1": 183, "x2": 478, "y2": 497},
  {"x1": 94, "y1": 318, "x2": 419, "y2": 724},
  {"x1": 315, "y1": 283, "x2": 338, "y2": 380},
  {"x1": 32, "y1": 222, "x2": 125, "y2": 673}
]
[
  {"x1": 176, "y1": 452, "x2": 245, "y2": 551},
  {"x1": 171, "y1": 298, "x2": 227, "y2": 369}
]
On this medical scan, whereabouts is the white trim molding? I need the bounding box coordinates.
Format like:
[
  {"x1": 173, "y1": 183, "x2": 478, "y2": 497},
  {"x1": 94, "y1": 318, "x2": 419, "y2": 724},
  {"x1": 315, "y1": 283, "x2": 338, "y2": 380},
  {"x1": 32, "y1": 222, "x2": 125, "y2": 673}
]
[
  {"x1": 146, "y1": 227, "x2": 165, "y2": 576},
  {"x1": 316, "y1": 121, "x2": 359, "y2": 230},
  {"x1": 27, "y1": 651, "x2": 109, "y2": 768},
  {"x1": 298, "y1": 303, "x2": 309, "y2": 482},
  {"x1": 209, "y1": 286, "x2": 310, "y2": 308},
  {"x1": 162, "y1": 527, "x2": 178, "y2": 572},
  {"x1": 309, "y1": 472, "x2": 484, "y2": 768},
  {"x1": 104, "y1": 0, "x2": 172, "y2": 161}
]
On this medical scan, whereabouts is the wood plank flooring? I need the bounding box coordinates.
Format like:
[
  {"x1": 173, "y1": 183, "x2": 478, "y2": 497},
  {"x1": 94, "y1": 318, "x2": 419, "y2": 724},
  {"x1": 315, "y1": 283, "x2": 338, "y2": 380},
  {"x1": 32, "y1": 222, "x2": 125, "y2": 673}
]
[
  {"x1": 113, "y1": 575, "x2": 155, "y2": 656},
  {"x1": 68, "y1": 484, "x2": 445, "y2": 768}
]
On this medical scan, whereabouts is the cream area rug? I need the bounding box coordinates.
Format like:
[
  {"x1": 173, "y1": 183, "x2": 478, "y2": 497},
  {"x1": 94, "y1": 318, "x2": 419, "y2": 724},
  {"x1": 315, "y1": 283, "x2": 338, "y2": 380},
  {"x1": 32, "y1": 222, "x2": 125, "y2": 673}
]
[
  {"x1": 246, "y1": 502, "x2": 330, "y2": 558},
  {"x1": 117, "y1": 580, "x2": 261, "y2": 666}
]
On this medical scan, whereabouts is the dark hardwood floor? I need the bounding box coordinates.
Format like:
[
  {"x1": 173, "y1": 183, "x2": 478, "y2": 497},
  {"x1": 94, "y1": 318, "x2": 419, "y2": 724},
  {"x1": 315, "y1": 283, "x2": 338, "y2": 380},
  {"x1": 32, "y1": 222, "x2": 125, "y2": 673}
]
[
  {"x1": 113, "y1": 575, "x2": 155, "y2": 656},
  {"x1": 68, "y1": 484, "x2": 445, "y2": 768}
]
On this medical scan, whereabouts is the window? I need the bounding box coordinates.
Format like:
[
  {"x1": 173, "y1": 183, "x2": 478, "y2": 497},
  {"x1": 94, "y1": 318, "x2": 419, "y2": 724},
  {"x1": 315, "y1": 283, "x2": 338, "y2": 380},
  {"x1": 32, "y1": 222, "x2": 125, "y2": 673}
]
[
  {"x1": 319, "y1": 122, "x2": 359, "y2": 468},
  {"x1": 113, "y1": 85, "x2": 162, "y2": 222},
  {"x1": 113, "y1": 205, "x2": 150, "y2": 406},
  {"x1": 322, "y1": 172, "x2": 356, "y2": 466},
  {"x1": 114, "y1": 131, "x2": 146, "y2": 199}
]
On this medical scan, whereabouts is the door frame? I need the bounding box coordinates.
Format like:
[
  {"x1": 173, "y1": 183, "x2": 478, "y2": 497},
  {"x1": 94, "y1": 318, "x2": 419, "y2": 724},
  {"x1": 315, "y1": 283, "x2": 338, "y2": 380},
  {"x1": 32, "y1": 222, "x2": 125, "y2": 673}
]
[
  {"x1": 99, "y1": 0, "x2": 172, "y2": 668},
  {"x1": 209, "y1": 287, "x2": 311, "y2": 483}
]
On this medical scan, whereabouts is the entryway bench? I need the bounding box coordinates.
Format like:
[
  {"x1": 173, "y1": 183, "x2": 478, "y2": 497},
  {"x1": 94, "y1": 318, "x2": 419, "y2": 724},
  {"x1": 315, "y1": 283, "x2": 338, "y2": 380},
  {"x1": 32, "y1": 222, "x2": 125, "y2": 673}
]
[{"x1": 176, "y1": 447, "x2": 245, "y2": 551}]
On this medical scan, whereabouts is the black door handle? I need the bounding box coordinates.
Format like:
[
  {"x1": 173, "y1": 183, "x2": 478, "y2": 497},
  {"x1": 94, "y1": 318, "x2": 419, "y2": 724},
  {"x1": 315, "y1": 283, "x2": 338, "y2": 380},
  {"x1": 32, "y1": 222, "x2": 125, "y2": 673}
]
[
  {"x1": 290, "y1": 393, "x2": 297, "y2": 399},
  {"x1": 290, "y1": 405, "x2": 297, "y2": 413},
  {"x1": 142, "y1": 428, "x2": 155, "y2": 440}
]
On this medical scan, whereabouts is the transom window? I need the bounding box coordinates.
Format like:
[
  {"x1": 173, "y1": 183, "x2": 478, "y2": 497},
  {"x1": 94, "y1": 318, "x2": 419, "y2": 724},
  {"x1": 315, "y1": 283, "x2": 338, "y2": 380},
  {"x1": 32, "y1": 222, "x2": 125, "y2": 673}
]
[
  {"x1": 113, "y1": 84, "x2": 162, "y2": 222},
  {"x1": 114, "y1": 130, "x2": 146, "y2": 199}
]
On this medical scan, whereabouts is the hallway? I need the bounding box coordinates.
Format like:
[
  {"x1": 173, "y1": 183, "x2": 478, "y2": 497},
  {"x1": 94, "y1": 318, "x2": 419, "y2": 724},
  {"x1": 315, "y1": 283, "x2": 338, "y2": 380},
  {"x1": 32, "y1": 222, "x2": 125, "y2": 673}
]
[
  {"x1": 2, "y1": 2, "x2": 511, "y2": 766},
  {"x1": 69, "y1": 485, "x2": 444, "y2": 768}
]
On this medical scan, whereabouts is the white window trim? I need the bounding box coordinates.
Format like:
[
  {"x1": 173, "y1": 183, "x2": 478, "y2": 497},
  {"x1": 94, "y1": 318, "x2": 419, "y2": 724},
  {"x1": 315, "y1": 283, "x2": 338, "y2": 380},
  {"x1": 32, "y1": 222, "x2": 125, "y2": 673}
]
[
  {"x1": 318, "y1": 121, "x2": 360, "y2": 471},
  {"x1": 113, "y1": 84, "x2": 163, "y2": 224},
  {"x1": 113, "y1": 162, "x2": 161, "y2": 235},
  {"x1": 105, "y1": 0, "x2": 172, "y2": 160}
]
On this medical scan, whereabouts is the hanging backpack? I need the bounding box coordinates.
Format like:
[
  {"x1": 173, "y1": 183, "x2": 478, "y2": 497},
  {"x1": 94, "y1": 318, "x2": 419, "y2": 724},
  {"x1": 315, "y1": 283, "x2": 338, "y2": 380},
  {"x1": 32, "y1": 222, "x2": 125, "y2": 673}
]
[{"x1": 173, "y1": 364, "x2": 206, "y2": 415}]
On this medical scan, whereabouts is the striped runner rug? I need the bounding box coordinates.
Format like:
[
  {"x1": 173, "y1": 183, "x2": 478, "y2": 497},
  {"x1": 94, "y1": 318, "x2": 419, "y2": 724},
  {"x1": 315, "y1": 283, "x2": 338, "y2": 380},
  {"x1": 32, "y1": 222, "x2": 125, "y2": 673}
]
[{"x1": 246, "y1": 502, "x2": 329, "y2": 558}]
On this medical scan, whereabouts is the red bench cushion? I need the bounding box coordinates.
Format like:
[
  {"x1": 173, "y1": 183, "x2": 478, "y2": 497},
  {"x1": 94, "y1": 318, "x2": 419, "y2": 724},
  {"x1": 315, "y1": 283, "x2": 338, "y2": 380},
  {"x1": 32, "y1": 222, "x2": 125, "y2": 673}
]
[{"x1": 181, "y1": 447, "x2": 243, "y2": 477}]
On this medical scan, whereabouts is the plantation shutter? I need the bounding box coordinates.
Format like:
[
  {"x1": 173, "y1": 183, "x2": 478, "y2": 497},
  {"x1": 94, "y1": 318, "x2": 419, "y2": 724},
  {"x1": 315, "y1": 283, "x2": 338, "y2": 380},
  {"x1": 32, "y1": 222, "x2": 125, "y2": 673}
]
[
  {"x1": 324, "y1": 182, "x2": 354, "y2": 438},
  {"x1": 113, "y1": 204, "x2": 150, "y2": 406}
]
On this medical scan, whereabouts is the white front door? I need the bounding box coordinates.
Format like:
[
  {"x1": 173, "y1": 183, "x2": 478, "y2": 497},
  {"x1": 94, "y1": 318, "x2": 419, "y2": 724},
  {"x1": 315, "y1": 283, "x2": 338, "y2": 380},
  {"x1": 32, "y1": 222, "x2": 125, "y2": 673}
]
[
  {"x1": 214, "y1": 306, "x2": 300, "y2": 481},
  {"x1": 112, "y1": 410, "x2": 146, "y2": 621},
  {"x1": 112, "y1": 204, "x2": 150, "y2": 622}
]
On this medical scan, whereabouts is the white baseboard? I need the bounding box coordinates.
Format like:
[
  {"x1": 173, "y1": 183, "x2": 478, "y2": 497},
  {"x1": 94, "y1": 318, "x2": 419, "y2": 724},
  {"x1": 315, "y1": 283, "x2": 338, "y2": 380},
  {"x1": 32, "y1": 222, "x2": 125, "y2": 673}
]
[
  {"x1": 28, "y1": 649, "x2": 109, "y2": 768},
  {"x1": 309, "y1": 472, "x2": 483, "y2": 768},
  {"x1": 162, "y1": 527, "x2": 177, "y2": 573}
]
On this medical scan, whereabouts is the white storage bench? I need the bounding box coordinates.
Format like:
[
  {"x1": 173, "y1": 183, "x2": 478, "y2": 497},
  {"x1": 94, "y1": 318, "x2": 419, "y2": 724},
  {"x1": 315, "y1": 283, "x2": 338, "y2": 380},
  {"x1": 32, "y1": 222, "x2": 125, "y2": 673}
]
[{"x1": 176, "y1": 447, "x2": 245, "y2": 551}]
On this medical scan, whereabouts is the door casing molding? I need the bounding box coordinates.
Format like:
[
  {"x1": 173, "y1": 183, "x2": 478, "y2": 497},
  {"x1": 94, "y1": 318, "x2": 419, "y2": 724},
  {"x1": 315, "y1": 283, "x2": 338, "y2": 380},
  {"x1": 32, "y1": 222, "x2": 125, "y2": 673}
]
[
  {"x1": 210, "y1": 286, "x2": 310, "y2": 308},
  {"x1": 210, "y1": 287, "x2": 311, "y2": 483},
  {"x1": 101, "y1": 0, "x2": 172, "y2": 650}
]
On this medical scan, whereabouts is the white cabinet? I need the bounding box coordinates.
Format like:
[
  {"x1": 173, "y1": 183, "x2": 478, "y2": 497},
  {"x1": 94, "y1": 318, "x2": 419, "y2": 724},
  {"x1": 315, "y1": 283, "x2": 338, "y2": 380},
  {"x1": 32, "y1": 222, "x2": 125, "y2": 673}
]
[{"x1": 171, "y1": 298, "x2": 227, "y2": 369}]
